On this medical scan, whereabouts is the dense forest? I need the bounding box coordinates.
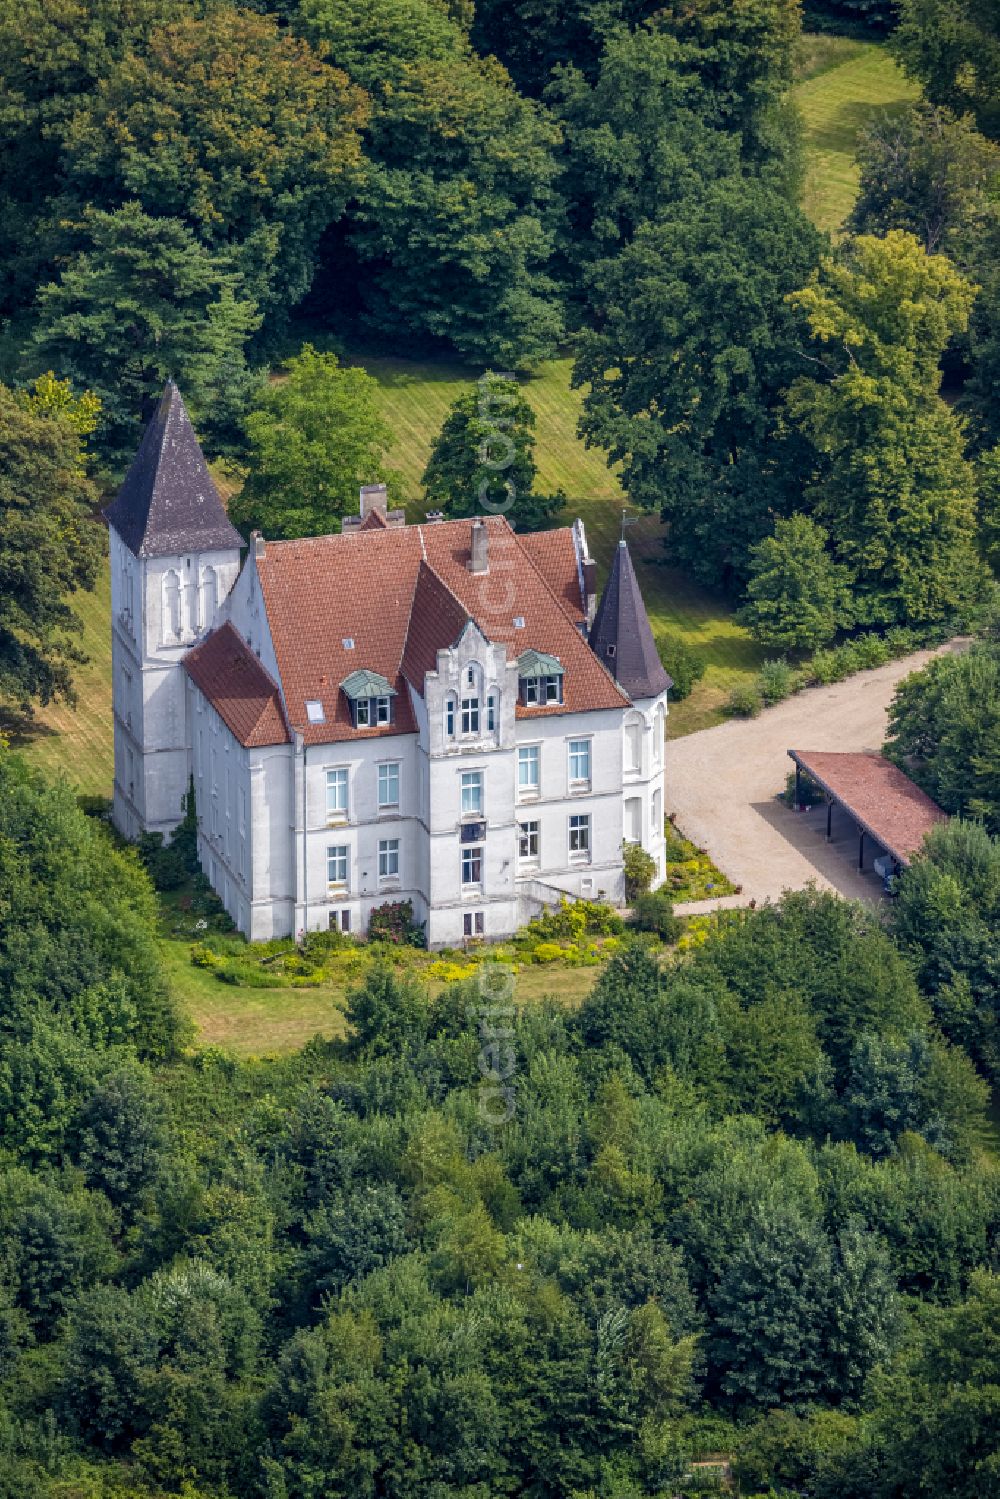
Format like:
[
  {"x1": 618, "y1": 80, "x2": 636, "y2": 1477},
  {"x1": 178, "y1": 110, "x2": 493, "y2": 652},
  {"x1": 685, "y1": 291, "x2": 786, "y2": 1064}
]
[{"x1": 0, "y1": 743, "x2": 998, "y2": 1498}]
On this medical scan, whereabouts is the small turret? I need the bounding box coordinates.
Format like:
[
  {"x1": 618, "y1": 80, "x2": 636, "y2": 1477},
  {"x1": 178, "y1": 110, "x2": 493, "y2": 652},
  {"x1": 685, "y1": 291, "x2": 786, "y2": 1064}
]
[{"x1": 589, "y1": 540, "x2": 672, "y2": 701}]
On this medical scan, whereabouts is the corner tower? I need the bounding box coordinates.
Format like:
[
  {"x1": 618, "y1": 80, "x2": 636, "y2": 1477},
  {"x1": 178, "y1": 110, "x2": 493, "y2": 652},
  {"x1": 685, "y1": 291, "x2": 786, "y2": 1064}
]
[
  {"x1": 106, "y1": 382, "x2": 243, "y2": 841},
  {"x1": 589, "y1": 540, "x2": 673, "y2": 883}
]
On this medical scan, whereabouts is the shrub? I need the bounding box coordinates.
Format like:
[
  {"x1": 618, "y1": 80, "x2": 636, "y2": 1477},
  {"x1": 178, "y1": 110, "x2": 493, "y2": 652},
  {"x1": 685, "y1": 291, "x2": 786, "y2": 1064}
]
[
  {"x1": 367, "y1": 900, "x2": 426, "y2": 947},
  {"x1": 808, "y1": 647, "x2": 849, "y2": 684},
  {"x1": 853, "y1": 632, "x2": 891, "y2": 669},
  {"x1": 623, "y1": 840, "x2": 656, "y2": 901},
  {"x1": 726, "y1": 682, "x2": 763, "y2": 717},
  {"x1": 631, "y1": 889, "x2": 682, "y2": 943},
  {"x1": 783, "y1": 769, "x2": 824, "y2": 808},
  {"x1": 532, "y1": 942, "x2": 566, "y2": 963},
  {"x1": 658, "y1": 636, "x2": 706, "y2": 700},
  {"x1": 757, "y1": 657, "x2": 796, "y2": 705}
]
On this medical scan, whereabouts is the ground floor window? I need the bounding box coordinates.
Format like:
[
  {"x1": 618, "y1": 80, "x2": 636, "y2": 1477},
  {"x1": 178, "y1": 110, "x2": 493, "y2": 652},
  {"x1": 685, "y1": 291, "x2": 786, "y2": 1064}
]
[
  {"x1": 569, "y1": 814, "x2": 591, "y2": 857},
  {"x1": 463, "y1": 910, "x2": 485, "y2": 938},
  {"x1": 329, "y1": 908, "x2": 351, "y2": 933},
  {"x1": 462, "y1": 844, "x2": 483, "y2": 886}
]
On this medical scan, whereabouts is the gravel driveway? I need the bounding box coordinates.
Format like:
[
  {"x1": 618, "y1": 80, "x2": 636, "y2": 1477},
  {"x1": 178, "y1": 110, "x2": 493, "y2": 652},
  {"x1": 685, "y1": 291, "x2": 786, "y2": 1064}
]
[{"x1": 665, "y1": 645, "x2": 963, "y2": 908}]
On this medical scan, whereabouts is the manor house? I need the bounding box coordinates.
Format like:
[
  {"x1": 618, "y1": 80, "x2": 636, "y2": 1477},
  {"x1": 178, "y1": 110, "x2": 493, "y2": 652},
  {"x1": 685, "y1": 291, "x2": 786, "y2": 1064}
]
[{"x1": 108, "y1": 383, "x2": 671, "y2": 945}]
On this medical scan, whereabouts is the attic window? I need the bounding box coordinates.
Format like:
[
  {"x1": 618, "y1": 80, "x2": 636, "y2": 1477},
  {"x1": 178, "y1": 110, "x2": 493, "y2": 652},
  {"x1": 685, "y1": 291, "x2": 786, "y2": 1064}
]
[
  {"x1": 513, "y1": 616, "x2": 526, "y2": 629},
  {"x1": 606, "y1": 644, "x2": 616, "y2": 659},
  {"x1": 342, "y1": 637, "x2": 355, "y2": 650},
  {"x1": 517, "y1": 648, "x2": 564, "y2": 707},
  {"x1": 305, "y1": 700, "x2": 325, "y2": 724}
]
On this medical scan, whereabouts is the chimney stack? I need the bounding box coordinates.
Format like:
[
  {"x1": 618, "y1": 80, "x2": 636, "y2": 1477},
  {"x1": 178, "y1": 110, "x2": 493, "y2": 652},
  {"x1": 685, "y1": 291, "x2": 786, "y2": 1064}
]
[
  {"x1": 252, "y1": 531, "x2": 265, "y2": 560},
  {"x1": 360, "y1": 483, "x2": 388, "y2": 519},
  {"x1": 468, "y1": 518, "x2": 489, "y2": 574}
]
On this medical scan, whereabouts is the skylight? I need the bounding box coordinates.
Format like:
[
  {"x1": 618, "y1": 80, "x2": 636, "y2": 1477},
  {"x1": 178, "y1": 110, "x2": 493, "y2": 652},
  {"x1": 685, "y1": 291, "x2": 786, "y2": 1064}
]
[
  {"x1": 342, "y1": 637, "x2": 355, "y2": 650},
  {"x1": 513, "y1": 616, "x2": 525, "y2": 629},
  {"x1": 305, "y1": 700, "x2": 326, "y2": 723}
]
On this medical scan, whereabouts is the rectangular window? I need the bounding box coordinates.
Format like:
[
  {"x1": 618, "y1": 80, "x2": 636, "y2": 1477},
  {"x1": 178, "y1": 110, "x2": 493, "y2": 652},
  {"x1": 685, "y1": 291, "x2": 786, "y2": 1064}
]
[
  {"x1": 305, "y1": 699, "x2": 325, "y2": 723},
  {"x1": 461, "y1": 697, "x2": 480, "y2": 734},
  {"x1": 463, "y1": 911, "x2": 485, "y2": 937},
  {"x1": 518, "y1": 820, "x2": 539, "y2": 860},
  {"x1": 568, "y1": 738, "x2": 591, "y2": 785},
  {"x1": 486, "y1": 692, "x2": 497, "y2": 732},
  {"x1": 377, "y1": 761, "x2": 400, "y2": 809},
  {"x1": 461, "y1": 845, "x2": 483, "y2": 886},
  {"x1": 445, "y1": 698, "x2": 456, "y2": 737},
  {"x1": 569, "y1": 814, "x2": 591, "y2": 857},
  {"x1": 326, "y1": 768, "x2": 348, "y2": 819},
  {"x1": 523, "y1": 678, "x2": 539, "y2": 706},
  {"x1": 378, "y1": 838, "x2": 400, "y2": 879},
  {"x1": 461, "y1": 771, "x2": 483, "y2": 817},
  {"x1": 327, "y1": 844, "x2": 349, "y2": 887},
  {"x1": 376, "y1": 696, "x2": 392, "y2": 725},
  {"x1": 355, "y1": 698, "x2": 371, "y2": 728},
  {"x1": 329, "y1": 908, "x2": 351, "y2": 933},
  {"x1": 518, "y1": 744, "x2": 540, "y2": 793},
  {"x1": 544, "y1": 675, "x2": 562, "y2": 704}
]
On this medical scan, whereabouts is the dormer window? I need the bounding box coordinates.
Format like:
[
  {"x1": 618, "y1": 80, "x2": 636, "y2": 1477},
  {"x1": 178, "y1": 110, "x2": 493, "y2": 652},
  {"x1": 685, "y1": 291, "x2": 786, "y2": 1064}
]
[
  {"x1": 340, "y1": 668, "x2": 396, "y2": 730},
  {"x1": 517, "y1": 649, "x2": 564, "y2": 707}
]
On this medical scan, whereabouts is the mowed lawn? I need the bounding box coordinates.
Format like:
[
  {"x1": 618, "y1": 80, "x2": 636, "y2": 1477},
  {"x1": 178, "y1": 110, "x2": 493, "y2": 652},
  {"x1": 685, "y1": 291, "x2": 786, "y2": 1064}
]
[{"x1": 794, "y1": 37, "x2": 920, "y2": 234}]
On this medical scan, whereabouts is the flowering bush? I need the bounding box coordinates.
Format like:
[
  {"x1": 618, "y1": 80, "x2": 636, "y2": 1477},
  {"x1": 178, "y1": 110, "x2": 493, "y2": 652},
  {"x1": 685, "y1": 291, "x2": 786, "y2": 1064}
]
[{"x1": 367, "y1": 899, "x2": 426, "y2": 947}]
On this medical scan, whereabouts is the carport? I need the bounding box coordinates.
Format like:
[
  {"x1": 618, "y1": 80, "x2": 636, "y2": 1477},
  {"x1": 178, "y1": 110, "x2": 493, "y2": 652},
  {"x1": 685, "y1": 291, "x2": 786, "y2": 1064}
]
[{"x1": 787, "y1": 749, "x2": 948, "y2": 879}]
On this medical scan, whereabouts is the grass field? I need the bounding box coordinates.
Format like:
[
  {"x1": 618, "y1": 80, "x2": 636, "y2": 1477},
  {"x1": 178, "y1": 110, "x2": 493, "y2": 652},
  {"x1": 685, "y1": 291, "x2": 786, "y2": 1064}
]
[{"x1": 794, "y1": 36, "x2": 920, "y2": 234}]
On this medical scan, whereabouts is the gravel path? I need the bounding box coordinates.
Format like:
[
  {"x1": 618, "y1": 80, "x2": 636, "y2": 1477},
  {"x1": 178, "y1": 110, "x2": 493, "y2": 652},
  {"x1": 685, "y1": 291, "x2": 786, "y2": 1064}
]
[{"x1": 665, "y1": 644, "x2": 964, "y2": 907}]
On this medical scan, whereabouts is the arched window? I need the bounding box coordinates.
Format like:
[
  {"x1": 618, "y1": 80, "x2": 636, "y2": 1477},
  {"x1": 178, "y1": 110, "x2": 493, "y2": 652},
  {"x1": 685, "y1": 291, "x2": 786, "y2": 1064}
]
[
  {"x1": 653, "y1": 705, "x2": 665, "y2": 764},
  {"x1": 625, "y1": 715, "x2": 642, "y2": 773},
  {"x1": 200, "y1": 565, "x2": 218, "y2": 628},
  {"x1": 163, "y1": 569, "x2": 181, "y2": 641}
]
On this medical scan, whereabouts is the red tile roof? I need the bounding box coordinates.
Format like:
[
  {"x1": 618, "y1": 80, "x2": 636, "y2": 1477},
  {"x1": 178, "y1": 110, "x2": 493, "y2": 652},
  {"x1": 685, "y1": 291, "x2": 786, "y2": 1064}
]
[
  {"x1": 519, "y1": 528, "x2": 586, "y2": 621},
  {"x1": 788, "y1": 750, "x2": 948, "y2": 866},
  {"x1": 253, "y1": 516, "x2": 627, "y2": 744},
  {"x1": 184, "y1": 621, "x2": 290, "y2": 747}
]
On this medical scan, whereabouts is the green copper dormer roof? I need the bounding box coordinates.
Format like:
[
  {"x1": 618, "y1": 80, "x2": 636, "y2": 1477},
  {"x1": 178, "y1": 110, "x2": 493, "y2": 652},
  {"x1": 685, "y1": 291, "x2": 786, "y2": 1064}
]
[
  {"x1": 340, "y1": 668, "x2": 396, "y2": 701},
  {"x1": 517, "y1": 649, "x2": 564, "y2": 678}
]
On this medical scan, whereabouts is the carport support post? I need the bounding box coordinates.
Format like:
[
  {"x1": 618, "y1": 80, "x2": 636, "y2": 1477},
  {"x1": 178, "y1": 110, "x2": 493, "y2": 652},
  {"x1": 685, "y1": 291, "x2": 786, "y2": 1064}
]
[
  {"x1": 795, "y1": 763, "x2": 801, "y2": 809},
  {"x1": 858, "y1": 830, "x2": 865, "y2": 870},
  {"x1": 826, "y1": 798, "x2": 832, "y2": 841}
]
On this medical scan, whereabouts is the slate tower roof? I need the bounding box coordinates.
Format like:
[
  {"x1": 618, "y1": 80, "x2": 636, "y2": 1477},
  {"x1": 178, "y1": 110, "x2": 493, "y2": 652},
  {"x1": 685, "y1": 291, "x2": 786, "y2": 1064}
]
[
  {"x1": 105, "y1": 381, "x2": 244, "y2": 558},
  {"x1": 589, "y1": 540, "x2": 672, "y2": 701}
]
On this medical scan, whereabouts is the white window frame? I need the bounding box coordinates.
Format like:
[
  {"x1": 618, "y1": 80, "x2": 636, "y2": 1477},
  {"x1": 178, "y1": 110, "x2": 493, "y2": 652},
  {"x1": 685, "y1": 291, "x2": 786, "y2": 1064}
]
[
  {"x1": 518, "y1": 743, "x2": 540, "y2": 796},
  {"x1": 377, "y1": 761, "x2": 400, "y2": 810},
  {"x1": 544, "y1": 675, "x2": 562, "y2": 704},
  {"x1": 518, "y1": 820, "x2": 540, "y2": 861},
  {"x1": 463, "y1": 910, "x2": 485, "y2": 937},
  {"x1": 460, "y1": 770, "x2": 483, "y2": 817},
  {"x1": 356, "y1": 698, "x2": 371, "y2": 728},
  {"x1": 378, "y1": 838, "x2": 400, "y2": 880},
  {"x1": 326, "y1": 767, "x2": 349, "y2": 822},
  {"x1": 461, "y1": 844, "x2": 484, "y2": 887},
  {"x1": 568, "y1": 738, "x2": 591, "y2": 788},
  {"x1": 486, "y1": 692, "x2": 497, "y2": 732},
  {"x1": 461, "y1": 696, "x2": 480, "y2": 735},
  {"x1": 327, "y1": 844, "x2": 349, "y2": 889},
  {"x1": 445, "y1": 697, "x2": 456, "y2": 738},
  {"x1": 569, "y1": 813, "x2": 591, "y2": 859},
  {"x1": 376, "y1": 695, "x2": 392, "y2": 725}
]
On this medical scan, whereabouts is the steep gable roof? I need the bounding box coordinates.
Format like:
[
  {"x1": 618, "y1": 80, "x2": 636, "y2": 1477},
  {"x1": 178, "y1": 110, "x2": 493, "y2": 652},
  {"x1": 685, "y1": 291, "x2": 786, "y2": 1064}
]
[
  {"x1": 183, "y1": 622, "x2": 290, "y2": 748},
  {"x1": 105, "y1": 381, "x2": 244, "y2": 558},
  {"x1": 253, "y1": 516, "x2": 627, "y2": 743},
  {"x1": 519, "y1": 528, "x2": 587, "y2": 622},
  {"x1": 589, "y1": 540, "x2": 672, "y2": 701}
]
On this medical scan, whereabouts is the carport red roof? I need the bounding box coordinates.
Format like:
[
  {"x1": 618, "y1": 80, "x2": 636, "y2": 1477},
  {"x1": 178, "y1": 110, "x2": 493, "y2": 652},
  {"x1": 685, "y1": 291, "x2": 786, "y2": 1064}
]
[{"x1": 788, "y1": 750, "x2": 948, "y2": 866}]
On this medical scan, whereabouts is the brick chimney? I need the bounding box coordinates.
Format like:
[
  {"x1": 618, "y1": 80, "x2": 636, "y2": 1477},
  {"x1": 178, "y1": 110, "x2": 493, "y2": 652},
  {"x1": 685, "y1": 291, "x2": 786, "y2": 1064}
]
[{"x1": 468, "y1": 518, "x2": 489, "y2": 574}]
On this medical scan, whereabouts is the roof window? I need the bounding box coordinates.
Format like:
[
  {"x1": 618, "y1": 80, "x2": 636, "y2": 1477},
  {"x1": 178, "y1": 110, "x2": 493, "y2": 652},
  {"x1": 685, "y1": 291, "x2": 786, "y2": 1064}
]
[{"x1": 305, "y1": 700, "x2": 326, "y2": 724}]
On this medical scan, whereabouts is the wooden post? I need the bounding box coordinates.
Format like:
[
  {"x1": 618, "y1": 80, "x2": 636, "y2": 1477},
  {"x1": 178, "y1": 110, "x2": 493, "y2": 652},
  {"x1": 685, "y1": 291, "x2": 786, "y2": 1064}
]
[
  {"x1": 795, "y1": 764, "x2": 801, "y2": 809},
  {"x1": 826, "y1": 799, "x2": 833, "y2": 840},
  {"x1": 858, "y1": 830, "x2": 865, "y2": 870}
]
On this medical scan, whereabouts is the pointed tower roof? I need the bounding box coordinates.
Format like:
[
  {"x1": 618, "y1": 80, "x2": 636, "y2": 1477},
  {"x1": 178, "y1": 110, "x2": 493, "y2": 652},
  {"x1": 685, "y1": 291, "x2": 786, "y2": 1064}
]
[
  {"x1": 589, "y1": 540, "x2": 672, "y2": 701},
  {"x1": 105, "y1": 381, "x2": 244, "y2": 557}
]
